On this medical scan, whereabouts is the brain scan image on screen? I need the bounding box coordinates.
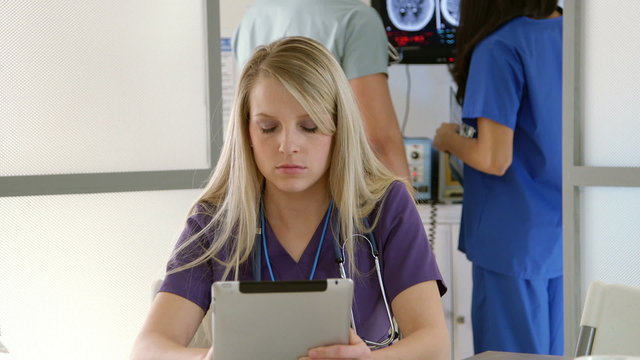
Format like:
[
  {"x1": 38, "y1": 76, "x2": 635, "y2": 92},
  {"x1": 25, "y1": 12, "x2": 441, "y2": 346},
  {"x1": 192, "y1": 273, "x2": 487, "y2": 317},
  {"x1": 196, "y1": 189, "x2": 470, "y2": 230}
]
[
  {"x1": 387, "y1": 0, "x2": 435, "y2": 32},
  {"x1": 372, "y1": 0, "x2": 458, "y2": 63},
  {"x1": 440, "y1": 0, "x2": 460, "y2": 26}
]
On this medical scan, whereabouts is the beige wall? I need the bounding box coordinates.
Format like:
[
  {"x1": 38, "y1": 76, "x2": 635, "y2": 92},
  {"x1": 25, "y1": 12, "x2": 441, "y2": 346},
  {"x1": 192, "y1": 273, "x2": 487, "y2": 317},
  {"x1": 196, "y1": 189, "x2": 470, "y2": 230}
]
[{"x1": 219, "y1": 0, "x2": 254, "y2": 37}]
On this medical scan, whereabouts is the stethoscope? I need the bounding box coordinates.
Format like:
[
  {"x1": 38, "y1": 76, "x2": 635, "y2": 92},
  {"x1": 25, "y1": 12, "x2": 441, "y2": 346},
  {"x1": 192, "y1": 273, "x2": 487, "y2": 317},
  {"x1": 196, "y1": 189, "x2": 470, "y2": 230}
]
[{"x1": 252, "y1": 199, "x2": 399, "y2": 349}]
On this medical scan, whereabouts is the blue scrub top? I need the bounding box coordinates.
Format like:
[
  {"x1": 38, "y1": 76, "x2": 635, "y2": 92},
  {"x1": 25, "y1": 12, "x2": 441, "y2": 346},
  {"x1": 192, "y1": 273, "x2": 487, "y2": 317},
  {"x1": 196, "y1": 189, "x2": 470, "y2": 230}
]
[
  {"x1": 460, "y1": 16, "x2": 563, "y2": 279},
  {"x1": 160, "y1": 181, "x2": 446, "y2": 344}
]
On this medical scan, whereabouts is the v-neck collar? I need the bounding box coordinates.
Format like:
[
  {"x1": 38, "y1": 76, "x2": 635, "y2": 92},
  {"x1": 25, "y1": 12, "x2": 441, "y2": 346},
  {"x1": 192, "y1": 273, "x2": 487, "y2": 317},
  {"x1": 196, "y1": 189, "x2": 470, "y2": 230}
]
[{"x1": 263, "y1": 211, "x2": 330, "y2": 266}]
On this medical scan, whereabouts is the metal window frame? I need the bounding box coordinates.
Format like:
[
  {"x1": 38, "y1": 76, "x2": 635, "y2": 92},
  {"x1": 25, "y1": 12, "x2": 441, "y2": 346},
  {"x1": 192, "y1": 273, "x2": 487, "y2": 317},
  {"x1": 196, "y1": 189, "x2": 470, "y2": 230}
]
[
  {"x1": 0, "y1": 0, "x2": 222, "y2": 197},
  {"x1": 563, "y1": 0, "x2": 640, "y2": 355}
]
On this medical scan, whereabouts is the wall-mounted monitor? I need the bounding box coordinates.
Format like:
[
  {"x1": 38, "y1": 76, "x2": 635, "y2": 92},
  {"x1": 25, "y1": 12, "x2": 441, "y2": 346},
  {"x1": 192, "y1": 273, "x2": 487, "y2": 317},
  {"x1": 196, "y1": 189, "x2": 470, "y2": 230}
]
[{"x1": 371, "y1": 0, "x2": 459, "y2": 64}]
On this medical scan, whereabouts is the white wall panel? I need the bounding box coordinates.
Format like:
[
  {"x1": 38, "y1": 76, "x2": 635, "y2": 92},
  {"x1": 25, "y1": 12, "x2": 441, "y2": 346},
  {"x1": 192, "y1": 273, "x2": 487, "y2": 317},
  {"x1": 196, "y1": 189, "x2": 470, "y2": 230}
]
[
  {"x1": 581, "y1": 2, "x2": 640, "y2": 167},
  {"x1": 0, "y1": 0, "x2": 210, "y2": 176},
  {"x1": 580, "y1": 186, "x2": 640, "y2": 301},
  {"x1": 388, "y1": 64, "x2": 455, "y2": 139},
  {"x1": 0, "y1": 189, "x2": 201, "y2": 360}
]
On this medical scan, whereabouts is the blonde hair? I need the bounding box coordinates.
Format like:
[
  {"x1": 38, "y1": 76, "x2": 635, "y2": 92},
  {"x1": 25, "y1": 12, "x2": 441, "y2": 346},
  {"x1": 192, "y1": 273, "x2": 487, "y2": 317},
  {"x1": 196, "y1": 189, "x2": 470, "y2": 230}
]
[{"x1": 169, "y1": 36, "x2": 406, "y2": 279}]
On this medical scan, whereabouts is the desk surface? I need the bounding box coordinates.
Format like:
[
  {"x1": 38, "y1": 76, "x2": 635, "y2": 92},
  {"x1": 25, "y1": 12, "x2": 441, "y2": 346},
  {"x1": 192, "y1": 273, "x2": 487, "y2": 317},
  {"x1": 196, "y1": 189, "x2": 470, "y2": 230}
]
[{"x1": 463, "y1": 351, "x2": 571, "y2": 360}]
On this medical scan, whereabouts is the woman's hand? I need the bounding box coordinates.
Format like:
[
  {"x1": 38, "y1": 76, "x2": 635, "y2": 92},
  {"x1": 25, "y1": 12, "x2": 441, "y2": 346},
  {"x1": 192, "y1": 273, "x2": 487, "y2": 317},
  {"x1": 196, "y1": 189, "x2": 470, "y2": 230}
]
[
  {"x1": 299, "y1": 329, "x2": 372, "y2": 360},
  {"x1": 433, "y1": 123, "x2": 460, "y2": 153}
]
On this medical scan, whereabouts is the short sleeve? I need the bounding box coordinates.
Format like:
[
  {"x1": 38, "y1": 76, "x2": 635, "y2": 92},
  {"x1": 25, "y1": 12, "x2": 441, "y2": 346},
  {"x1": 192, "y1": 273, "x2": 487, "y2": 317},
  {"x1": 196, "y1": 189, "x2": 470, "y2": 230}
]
[
  {"x1": 462, "y1": 38, "x2": 524, "y2": 129},
  {"x1": 158, "y1": 207, "x2": 216, "y2": 312},
  {"x1": 374, "y1": 182, "x2": 447, "y2": 302},
  {"x1": 342, "y1": 6, "x2": 388, "y2": 79}
]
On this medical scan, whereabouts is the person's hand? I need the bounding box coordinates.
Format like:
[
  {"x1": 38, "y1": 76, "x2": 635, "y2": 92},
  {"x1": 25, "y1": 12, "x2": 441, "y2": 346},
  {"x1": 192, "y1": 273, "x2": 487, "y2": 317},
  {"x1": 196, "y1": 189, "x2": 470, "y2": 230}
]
[
  {"x1": 433, "y1": 123, "x2": 460, "y2": 153},
  {"x1": 299, "y1": 329, "x2": 373, "y2": 360}
]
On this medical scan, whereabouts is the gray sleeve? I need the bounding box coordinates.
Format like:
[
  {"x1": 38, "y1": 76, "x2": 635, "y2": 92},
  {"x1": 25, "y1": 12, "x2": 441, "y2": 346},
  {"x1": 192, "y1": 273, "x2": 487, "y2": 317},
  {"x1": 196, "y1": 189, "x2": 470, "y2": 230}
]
[{"x1": 342, "y1": 6, "x2": 389, "y2": 79}]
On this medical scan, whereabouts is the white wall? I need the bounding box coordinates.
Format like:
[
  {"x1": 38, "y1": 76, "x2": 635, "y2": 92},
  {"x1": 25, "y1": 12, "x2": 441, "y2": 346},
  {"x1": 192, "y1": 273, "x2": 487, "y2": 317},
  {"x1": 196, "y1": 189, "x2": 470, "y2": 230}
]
[
  {"x1": 572, "y1": 0, "x2": 640, "y2": 298},
  {"x1": 0, "y1": 190, "x2": 201, "y2": 359},
  {"x1": 0, "y1": 0, "x2": 210, "y2": 177},
  {"x1": 388, "y1": 64, "x2": 454, "y2": 138},
  {"x1": 0, "y1": 1, "x2": 214, "y2": 358},
  {"x1": 563, "y1": 0, "x2": 640, "y2": 353}
]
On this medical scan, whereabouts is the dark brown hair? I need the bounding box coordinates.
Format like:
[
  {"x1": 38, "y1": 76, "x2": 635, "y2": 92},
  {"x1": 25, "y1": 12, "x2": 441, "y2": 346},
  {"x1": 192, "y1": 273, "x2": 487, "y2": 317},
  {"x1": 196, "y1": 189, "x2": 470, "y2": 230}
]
[{"x1": 451, "y1": 0, "x2": 559, "y2": 104}]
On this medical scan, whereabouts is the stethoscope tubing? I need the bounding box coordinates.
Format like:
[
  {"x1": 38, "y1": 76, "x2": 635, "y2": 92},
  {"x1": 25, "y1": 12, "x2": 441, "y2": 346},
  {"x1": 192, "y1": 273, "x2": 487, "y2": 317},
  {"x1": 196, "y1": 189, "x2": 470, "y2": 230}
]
[{"x1": 340, "y1": 233, "x2": 397, "y2": 348}]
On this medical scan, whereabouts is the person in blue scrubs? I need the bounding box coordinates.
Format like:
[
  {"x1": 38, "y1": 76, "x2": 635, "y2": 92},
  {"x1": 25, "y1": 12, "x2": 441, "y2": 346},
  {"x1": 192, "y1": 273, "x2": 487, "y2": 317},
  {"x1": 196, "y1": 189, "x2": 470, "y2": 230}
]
[
  {"x1": 132, "y1": 37, "x2": 449, "y2": 360},
  {"x1": 433, "y1": 0, "x2": 563, "y2": 355}
]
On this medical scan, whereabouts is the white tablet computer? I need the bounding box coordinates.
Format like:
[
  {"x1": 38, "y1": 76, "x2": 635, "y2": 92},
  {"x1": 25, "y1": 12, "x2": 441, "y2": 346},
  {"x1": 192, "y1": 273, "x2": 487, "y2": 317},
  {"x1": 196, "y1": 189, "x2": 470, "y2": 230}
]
[{"x1": 212, "y1": 278, "x2": 353, "y2": 360}]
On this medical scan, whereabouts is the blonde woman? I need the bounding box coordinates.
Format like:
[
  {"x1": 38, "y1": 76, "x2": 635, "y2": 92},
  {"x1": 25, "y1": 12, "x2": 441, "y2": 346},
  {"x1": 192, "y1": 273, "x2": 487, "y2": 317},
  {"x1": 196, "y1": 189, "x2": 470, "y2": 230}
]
[{"x1": 131, "y1": 37, "x2": 448, "y2": 360}]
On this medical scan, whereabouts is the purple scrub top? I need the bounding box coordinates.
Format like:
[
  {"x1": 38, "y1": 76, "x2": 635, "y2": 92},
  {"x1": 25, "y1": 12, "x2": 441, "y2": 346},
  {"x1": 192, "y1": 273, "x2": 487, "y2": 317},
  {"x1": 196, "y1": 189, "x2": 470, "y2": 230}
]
[{"x1": 160, "y1": 181, "x2": 446, "y2": 343}]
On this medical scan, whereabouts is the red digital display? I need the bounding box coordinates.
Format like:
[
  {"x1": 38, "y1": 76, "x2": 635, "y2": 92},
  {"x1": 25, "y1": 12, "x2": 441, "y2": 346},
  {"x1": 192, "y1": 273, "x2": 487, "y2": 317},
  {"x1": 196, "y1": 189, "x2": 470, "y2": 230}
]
[{"x1": 392, "y1": 34, "x2": 433, "y2": 47}]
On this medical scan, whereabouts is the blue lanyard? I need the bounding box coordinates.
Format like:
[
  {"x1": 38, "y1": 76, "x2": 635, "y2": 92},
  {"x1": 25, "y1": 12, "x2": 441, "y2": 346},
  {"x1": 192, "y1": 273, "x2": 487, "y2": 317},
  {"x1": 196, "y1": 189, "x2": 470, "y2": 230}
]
[{"x1": 260, "y1": 199, "x2": 334, "y2": 281}]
